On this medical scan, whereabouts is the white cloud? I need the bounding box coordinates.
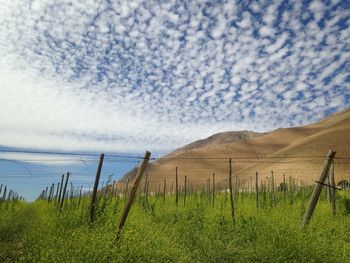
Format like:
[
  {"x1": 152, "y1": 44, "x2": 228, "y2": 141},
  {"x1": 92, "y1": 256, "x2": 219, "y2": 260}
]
[
  {"x1": 238, "y1": 12, "x2": 252, "y2": 29},
  {"x1": 211, "y1": 14, "x2": 227, "y2": 39},
  {"x1": 265, "y1": 32, "x2": 289, "y2": 54},
  {"x1": 259, "y1": 26, "x2": 275, "y2": 37},
  {"x1": 309, "y1": 0, "x2": 325, "y2": 23},
  {"x1": 250, "y1": 2, "x2": 261, "y2": 13},
  {"x1": 0, "y1": 152, "x2": 87, "y2": 166},
  {"x1": 0, "y1": 57, "x2": 253, "y2": 153},
  {"x1": 0, "y1": 0, "x2": 348, "y2": 155},
  {"x1": 231, "y1": 75, "x2": 241, "y2": 85}
]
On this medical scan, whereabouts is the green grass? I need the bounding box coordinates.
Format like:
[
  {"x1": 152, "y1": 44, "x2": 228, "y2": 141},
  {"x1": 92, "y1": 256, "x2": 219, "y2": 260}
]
[{"x1": 1, "y1": 190, "x2": 350, "y2": 262}]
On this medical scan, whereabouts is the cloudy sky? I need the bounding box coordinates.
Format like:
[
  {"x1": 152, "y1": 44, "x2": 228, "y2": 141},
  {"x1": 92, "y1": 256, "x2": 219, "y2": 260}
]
[{"x1": 1, "y1": 0, "x2": 350, "y2": 154}]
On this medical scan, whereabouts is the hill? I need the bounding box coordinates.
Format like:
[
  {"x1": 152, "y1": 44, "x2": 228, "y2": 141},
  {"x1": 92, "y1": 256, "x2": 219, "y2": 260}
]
[{"x1": 120, "y1": 107, "x2": 350, "y2": 190}]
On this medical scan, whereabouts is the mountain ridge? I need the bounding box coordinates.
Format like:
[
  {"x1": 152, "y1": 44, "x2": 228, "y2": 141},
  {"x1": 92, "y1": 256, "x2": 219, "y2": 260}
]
[{"x1": 120, "y1": 107, "x2": 350, "y2": 188}]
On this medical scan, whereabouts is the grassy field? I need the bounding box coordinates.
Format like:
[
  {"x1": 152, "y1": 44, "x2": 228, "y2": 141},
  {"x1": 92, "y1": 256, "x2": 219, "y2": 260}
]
[{"x1": 1, "y1": 189, "x2": 350, "y2": 262}]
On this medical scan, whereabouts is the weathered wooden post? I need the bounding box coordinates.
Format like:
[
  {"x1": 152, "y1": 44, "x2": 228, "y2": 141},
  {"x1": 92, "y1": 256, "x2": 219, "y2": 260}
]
[
  {"x1": 117, "y1": 151, "x2": 151, "y2": 239},
  {"x1": 212, "y1": 173, "x2": 215, "y2": 208},
  {"x1": 175, "y1": 167, "x2": 179, "y2": 207},
  {"x1": 255, "y1": 172, "x2": 259, "y2": 209},
  {"x1": 44, "y1": 186, "x2": 48, "y2": 200},
  {"x1": 238, "y1": 178, "x2": 241, "y2": 203},
  {"x1": 163, "y1": 179, "x2": 167, "y2": 201},
  {"x1": 271, "y1": 171, "x2": 275, "y2": 207},
  {"x1": 228, "y1": 158, "x2": 235, "y2": 224},
  {"x1": 60, "y1": 172, "x2": 70, "y2": 212},
  {"x1": 89, "y1": 153, "x2": 104, "y2": 222},
  {"x1": 51, "y1": 183, "x2": 55, "y2": 201},
  {"x1": 326, "y1": 169, "x2": 331, "y2": 202},
  {"x1": 54, "y1": 182, "x2": 60, "y2": 202},
  {"x1": 78, "y1": 185, "x2": 83, "y2": 206},
  {"x1": 250, "y1": 176, "x2": 253, "y2": 198},
  {"x1": 1, "y1": 186, "x2": 7, "y2": 203},
  {"x1": 301, "y1": 150, "x2": 336, "y2": 229},
  {"x1": 184, "y1": 176, "x2": 187, "y2": 206},
  {"x1": 329, "y1": 161, "x2": 336, "y2": 216},
  {"x1": 70, "y1": 182, "x2": 75, "y2": 200},
  {"x1": 143, "y1": 173, "x2": 148, "y2": 208},
  {"x1": 283, "y1": 173, "x2": 286, "y2": 200},
  {"x1": 48, "y1": 183, "x2": 54, "y2": 203},
  {"x1": 261, "y1": 179, "x2": 265, "y2": 207},
  {"x1": 57, "y1": 174, "x2": 65, "y2": 208},
  {"x1": 207, "y1": 178, "x2": 211, "y2": 203}
]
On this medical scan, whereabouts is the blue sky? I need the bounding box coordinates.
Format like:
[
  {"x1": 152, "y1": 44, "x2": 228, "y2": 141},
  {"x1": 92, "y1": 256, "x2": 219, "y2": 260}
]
[
  {"x1": 0, "y1": 0, "x2": 349, "y2": 200},
  {"x1": 0, "y1": 149, "x2": 141, "y2": 201}
]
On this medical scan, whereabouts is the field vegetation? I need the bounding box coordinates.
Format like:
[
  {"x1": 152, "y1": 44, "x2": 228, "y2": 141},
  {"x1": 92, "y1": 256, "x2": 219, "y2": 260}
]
[{"x1": 1, "y1": 187, "x2": 350, "y2": 262}]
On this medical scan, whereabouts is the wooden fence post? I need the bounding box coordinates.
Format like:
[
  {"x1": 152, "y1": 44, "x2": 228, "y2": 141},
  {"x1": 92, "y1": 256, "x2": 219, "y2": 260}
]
[
  {"x1": 326, "y1": 169, "x2": 332, "y2": 202},
  {"x1": 250, "y1": 176, "x2": 253, "y2": 198},
  {"x1": 90, "y1": 153, "x2": 104, "y2": 222},
  {"x1": 57, "y1": 174, "x2": 65, "y2": 208},
  {"x1": 44, "y1": 187, "x2": 48, "y2": 200},
  {"x1": 228, "y1": 158, "x2": 235, "y2": 224},
  {"x1": 212, "y1": 173, "x2": 215, "y2": 208},
  {"x1": 51, "y1": 183, "x2": 55, "y2": 202},
  {"x1": 175, "y1": 167, "x2": 179, "y2": 207},
  {"x1": 54, "y1": 182, "x2": 60, "y2": 203},
  {"x1": 117, "y1": 151, "x2": 151, "y2": 239},
  {"x1": 301, "y1": 150, "x2": 336, "y2": 229},
  {"x1": 78, "y1": 185, "x2": 83, "y2": 206},
  {"x1": 271, "y1": 171, "x2": 275, "y2": 207},
  {"x1": 48, "y1": 183, "x2": 54, "y2": 203},
  {"x1": 2, "y1": 186, "x2": 7, "y2": 201},
  {"x1": 283, "y1": 173, "x2": 286, "y2": 200},
  {"x1": 207, "y1": 178, "x2": 211, "y2": 203},
  {"x1": 163, "y1": 179, "x2": 167, "y2": 201},
  {"x1": 60, "y1": 172, "x2": 70, "y2": 212},
  {"x1": 143, "y1": 173, "x2": 148, "y2": 208},
  {"x1": 255, "y1": 172, "x2": 259, "y2": 209},
  {"x1": 329, "y1": 161, "x2": 336, "y2": 216},
  {"x1": 184, "y1": 176, "x2": 187, "y2": 206}
]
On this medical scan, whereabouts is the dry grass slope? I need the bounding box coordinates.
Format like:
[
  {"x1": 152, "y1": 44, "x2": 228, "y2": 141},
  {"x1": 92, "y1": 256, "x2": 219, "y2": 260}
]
[{"x1": 123, "y1": 107, "x2": 350, "y2": 190}]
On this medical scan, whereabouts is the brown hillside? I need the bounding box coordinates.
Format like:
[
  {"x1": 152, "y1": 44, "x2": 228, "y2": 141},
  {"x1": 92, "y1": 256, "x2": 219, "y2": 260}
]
[
  {"x1": 122, "y1": 107, "x2": 350, "y2": 191},
  {"x1": 170, "y1": 130, "x2": 265, "y2": 155},
  {"x1": 237, "y1": 108, "x2": 350, "y2": 186}
]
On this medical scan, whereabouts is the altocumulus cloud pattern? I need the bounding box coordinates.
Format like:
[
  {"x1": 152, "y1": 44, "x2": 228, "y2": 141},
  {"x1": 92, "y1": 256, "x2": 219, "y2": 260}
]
[{"x1": 0, "y1": 0, "x2": 349, "y2": 153}]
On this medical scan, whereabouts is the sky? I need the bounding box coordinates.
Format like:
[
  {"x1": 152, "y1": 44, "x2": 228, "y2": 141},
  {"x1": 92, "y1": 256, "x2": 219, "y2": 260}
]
[{"x1": 0, "y1": 0, "x2": 350, "y2": 200}]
